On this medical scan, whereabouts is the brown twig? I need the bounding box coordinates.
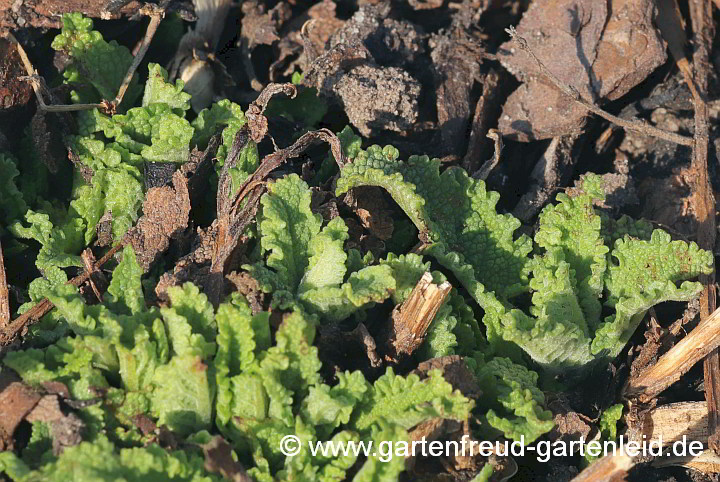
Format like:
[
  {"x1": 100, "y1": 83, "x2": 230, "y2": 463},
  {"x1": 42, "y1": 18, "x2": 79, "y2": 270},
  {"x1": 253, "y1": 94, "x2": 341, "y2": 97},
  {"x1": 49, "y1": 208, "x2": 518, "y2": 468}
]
[
  {"x1": 684, "y1": 0, "x2": 720, "y2": 455},
  {"x1": 4, "y1": 33, "x2": 105, "y2": 112},
  {"x1": 0, "y1": 243, "x2": 125, "y2": 346},
  {"x1": 504, "y1": 27, "x2": 694, "y2": 147},
  {"x1": 4, "y1": 5, "x2": 163, "y2": 115},
  {"x1": 113, "y1": 5, "x2": 165, "y2": 108},
  {"x1": 624, "y1": 307, "x2": 720, "y2": 402},
  {"x1": 0, "y1": 240, "x2": 9, "y2": 326}
]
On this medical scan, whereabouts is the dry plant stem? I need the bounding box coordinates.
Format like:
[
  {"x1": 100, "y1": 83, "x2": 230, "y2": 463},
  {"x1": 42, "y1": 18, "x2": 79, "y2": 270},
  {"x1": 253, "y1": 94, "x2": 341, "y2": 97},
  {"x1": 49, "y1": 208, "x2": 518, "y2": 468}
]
[
  {"x1": 571, "y1": 452, "x2": 634, "y2": 482},
  {"x1": 505, "y1": 27, "x2": 693, "y2": 147},
  {"x1": 4, "y1": 33, "x2": 105, "y2": 112},
  {"x1": 0, "y1": 243, "x2": 125, "y2": 346},
  {"x1": 624, "y1": 307, "x2": 720, "y2": 402},
  {"x1": 113, "y1": 7, "x2": 165, "y2": 108},
  {"x1": 472, "y1": 129, "x2": 503, "y2": 180},
  {"x1": 684, "y1": 0, "x2": 720, "y2": 454},
  {"x1": 385, "y1": 272, "x2": 451, "y2": 360},
  {"x1": 0, "y1": 241, "x2": 9, "y2": 326}
]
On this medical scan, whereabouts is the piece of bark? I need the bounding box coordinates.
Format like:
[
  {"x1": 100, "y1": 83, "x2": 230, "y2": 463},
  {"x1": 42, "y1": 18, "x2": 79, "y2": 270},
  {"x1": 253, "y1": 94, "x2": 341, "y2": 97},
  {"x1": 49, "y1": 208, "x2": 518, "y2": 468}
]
[
  {"x1": 512, "y1": 135, "x2": 580, "y2": 222},
  {"x1": 628, "y1": 316, "x2": 665, "y2": 381},
  {"x1": 0, "y1": 0, "x2": 143, "y2": 29},
  {"x1": 624, "y1": 306, "x2": 720, "y2": 403},
  {"x1": 0, "y1": 240, "x2": 9, "y2": 326},
  {"x1": 0, "y1": 370, "x2": 42, "y2": 451},
  {"x1": 546, "y1": 397, "x2": 592, "y2": 444},
  {"x1": 25, "y1": 394, "x2": 84, "y2": 455},
  {"x1": 430, "y1": 20, "x2": 485, "y2": 157},
  {"x1": 382, "y1": 272, "x2": 451, "y2": 361},
  {"x1": 498, "y1": 0, "x2": 667, "y2": 141},
  {"x1": 463, "y1": 69, "x2": 502, "y2": 174}
]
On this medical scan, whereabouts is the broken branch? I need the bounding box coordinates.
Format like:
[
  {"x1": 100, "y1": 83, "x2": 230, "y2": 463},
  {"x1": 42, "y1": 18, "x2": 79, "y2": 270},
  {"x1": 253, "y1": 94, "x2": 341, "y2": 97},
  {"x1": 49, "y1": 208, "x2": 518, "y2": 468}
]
[
  {"x1": 112, "y1": 4, "x2": 165, "y2": 109},
  {"x1": 0, "y1": 243, "x2": 125, "y2": 346},
  {"x1": 624, "y1": 307, "x2": 720, "y2": 402}
]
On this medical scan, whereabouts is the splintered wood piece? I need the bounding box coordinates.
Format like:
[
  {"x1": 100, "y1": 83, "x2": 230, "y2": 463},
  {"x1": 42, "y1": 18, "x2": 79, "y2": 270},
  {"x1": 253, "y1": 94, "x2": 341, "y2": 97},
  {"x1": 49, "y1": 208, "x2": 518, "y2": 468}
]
[
  {"x1": 385, "y1": 272, "x2": 451, "y2": 360},
  {"x1": 632, "y1": 402, "x2": 709, "y2": 446},
  {"x1": 0, "y1": 240, "x2": 9, "y2": 326},
  {"x1": 625, "y1": 307, "x2": 720, "y2": 402},
  {"x1": 653, "y1": 449, "x2": 720, "y2": 473},
  {"x1": 571, "y1": 452, "x2": 634, "y2": 482}
]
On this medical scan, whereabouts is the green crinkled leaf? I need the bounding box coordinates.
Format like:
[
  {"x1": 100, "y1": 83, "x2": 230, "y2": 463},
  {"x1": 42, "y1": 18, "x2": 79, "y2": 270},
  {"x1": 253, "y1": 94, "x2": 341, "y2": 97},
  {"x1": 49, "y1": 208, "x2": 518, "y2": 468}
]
[
  {"x1": 298, "y1": 265, "x2": 396, "y2": 322},
  {"x1": 475, "y1": 357, "x2": 554, "y2": 443},
  {"x1": 51, "y1": 13, "x2": 140, "y2": 106},
  {"x1": 300, "y1": 371, "x2": 369, "y2": 438},
  {"x1": 535, "y1": 180, "x2": 609, "y2": 328},
  {"x1": 250, "y1": 174, "x2": 396, "y2": 322},
  {"x1": 10, "y1": 210, "x2": 84, "y2": 273},
  {"x1": 166, "y1": 283, "x2": 216, "y2": 343},
  {"x1": 351, "y1": 367, "x2": 474, "y2": 433},
  {"x1": 105, "y1": 245, "x2": 145, "y2": 315},
  {"x1": 592, "y1": 229, "x2": 712, "y2": 356},
  {"x1": 191, "y1": 99, "x2": 248, "y2": 155},
  {"x1": 337, "y1": 146, "x2": 532, "y2": 300},
  {"x1": 214, "y1": 294, "x2": 270, "y2": 430},
  {"x1": 493, "y1": 249, "x2": 595, "y2": 374},
  {"x1": 142, "y1": 63, "x2": 191, "y2": 112},
  {"x1": 259, "y1": 310, "x2": 322, "y2": 425},
  {"x1": 352, "y1": 421, "x2": 408, "y2": 482},
  {"x1": 298, "y1": 217, "x2": 349, "y2": 292},
  {"x1": 1, "y1": 435, "x2": 218, "y2": 481},
  {"x1": 70, "y1": 161, "x2": 144, "y2": 242},
  {"x1": 257, "y1": 174, "x2": 323, "y2": 290},
  {"x1": 0, "y1": 153, "x2": 27, "y2": 232},
  {"x1": 379, "y1": 252, "x2": 430, "y2": 304},
  {"x1": 151, "y1": 355, "x2": 214, "y2": 437}
]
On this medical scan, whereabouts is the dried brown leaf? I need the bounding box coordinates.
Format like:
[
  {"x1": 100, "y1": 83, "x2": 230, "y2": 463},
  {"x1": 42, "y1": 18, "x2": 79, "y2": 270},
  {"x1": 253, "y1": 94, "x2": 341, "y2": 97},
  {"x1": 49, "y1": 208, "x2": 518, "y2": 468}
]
[{"x1": 0, "y1": 371, "x2": 41, "y2": 451}]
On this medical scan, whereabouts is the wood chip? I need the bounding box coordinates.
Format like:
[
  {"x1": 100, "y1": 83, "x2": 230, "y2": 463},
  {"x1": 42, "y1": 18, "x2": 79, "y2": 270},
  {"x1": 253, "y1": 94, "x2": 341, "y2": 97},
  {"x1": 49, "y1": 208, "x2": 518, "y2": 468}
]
[{"x1": 382, "y1": 272, "x2": 451, "y2": 360}]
